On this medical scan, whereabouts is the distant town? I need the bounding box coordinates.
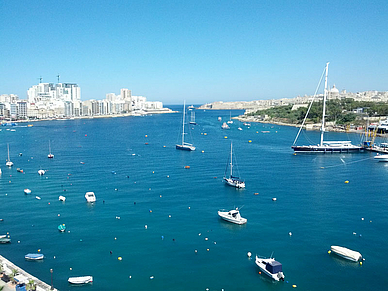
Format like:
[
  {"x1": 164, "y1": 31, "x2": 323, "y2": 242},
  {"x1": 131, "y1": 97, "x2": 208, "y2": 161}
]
[
  {"x1": 199, "y1": 86, "x2": 388, "y2": 113},
  {"x1": 0, "y1": 79, "x2": 172, "y2": 121}
]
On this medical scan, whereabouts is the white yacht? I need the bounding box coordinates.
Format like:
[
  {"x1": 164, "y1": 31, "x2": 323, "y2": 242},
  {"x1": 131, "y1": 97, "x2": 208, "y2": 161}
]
[
  {"x1": 374, "y1": 153, "x2": 388, "y2": 162},
  {"x1": 223, "y1": 142, "x2": 245, "y2": 188},
  {"x1": 330, "y1": 246, "x2": 363, "y2": 262},
  {"x1": 176, "y1": 101, "x2": 196, "y2": 151},
  {"x1": 218, "y1": 208, "x2": 247, "y2": 225},
  {"x1": 255, "y1": 256, "x2": 285, "y2": 281},
  {"x1": 85, "y1": 192, "x2": 96, "y2": 203}
]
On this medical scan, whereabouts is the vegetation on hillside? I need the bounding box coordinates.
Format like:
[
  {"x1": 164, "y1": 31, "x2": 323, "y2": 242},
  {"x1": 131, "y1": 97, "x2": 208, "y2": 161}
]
[{"x1": 247, "y1": 99, "x2": 388, "y2": 125}]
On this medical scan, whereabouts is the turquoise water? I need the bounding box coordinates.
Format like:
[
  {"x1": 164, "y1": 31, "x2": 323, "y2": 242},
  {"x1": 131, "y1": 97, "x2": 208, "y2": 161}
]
[{"x1": 1, "y1": 107, "x2": 388, "y2": 290}]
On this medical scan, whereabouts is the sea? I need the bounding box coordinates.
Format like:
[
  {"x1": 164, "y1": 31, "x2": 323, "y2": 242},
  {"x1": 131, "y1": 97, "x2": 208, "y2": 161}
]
[{"x1": 1, "y1": 106, "x2": 387, "y2": 291}]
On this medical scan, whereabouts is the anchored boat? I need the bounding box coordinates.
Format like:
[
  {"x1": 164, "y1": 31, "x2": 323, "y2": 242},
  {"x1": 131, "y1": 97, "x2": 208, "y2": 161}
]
[
  {"x1": 291, "y1": 63, "x2": 363, "y2": 153},
  {"x1": 68, "y1": 276, "x2": 93, "y2": 284},
  {"x1": 176, "y1": 101, "x2": 196, "y2": 151},
  {"x1": 255, "y1": 255, "x2": 285, "y2": 281},
  {"x1": 218, "y1": 208, "x2": 247, "y2": 225},
  {"x1": 223, "y1": 142, "x2": 245, "y2": 188},
  {"x1": 330, "y1": 245, "x2": 363, "y2": 262},
  {"x1": 25, "y1": 253, "x2": 44, "y2": 260}
]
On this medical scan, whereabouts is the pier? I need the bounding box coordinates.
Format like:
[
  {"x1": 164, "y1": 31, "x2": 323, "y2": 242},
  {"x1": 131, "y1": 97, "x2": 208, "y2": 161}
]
[{"x1": 0, "y1": 255, "x2": 57, "y2": 291}]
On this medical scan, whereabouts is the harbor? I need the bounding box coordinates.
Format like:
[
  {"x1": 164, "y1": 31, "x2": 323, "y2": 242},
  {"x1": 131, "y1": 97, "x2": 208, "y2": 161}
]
[{"x1": 0, "y1": 108, "x2": 387, "y2": 290}]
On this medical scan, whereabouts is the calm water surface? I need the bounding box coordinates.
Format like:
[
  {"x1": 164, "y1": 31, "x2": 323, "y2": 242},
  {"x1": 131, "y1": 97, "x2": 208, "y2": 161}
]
[{"x1": 1, "y1": 107, "x2": 387, "y2": 290}]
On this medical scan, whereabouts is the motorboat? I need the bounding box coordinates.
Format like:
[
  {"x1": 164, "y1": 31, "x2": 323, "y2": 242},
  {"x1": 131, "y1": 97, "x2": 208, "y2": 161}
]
[
  {"x1": 58, "y1": 224, "x2": 66, "y2": 232},
  {"x1": 68, "y1": 276, "x2": 93, "y2": 284},
  {"x1": 17, "y1": 168, "x2": 23, "y2": 173},
  {"x1": 218, "y1": 208, "x2": 247, "y2": 225},
  {"x1": 25, "y1": 253, "x2": 44, "y2": 260},
  {"x1": 24, "y1": 189, "x2": 32, "y2": 194},
  {"x1": 0, "y1": 235, "x2": 11, "y2": 243},
  {"x1": 221, "y1": 122, "x2": 230, "y2": 129},
  {"x1": 6, "y1": 144, "x2": 13, "y2": 167},
  {"x1": 59, "y1": 195, "x2": 66, "y2": 201},
  {"x1": 85, "y1": 191, "x2": 96, "y2": 203},
  {"x1": 374, "y1": 153, "x2": 388, "y2": 162},
  {"x1": 255, "y1": 255, "x2": 285, "y2": 281},
  {"x1": 329, "y1": 245, "x2": 363, "y2": 262},
  {"x1": 38, "y1": 169, "x2": 46, "y2": 175},
  {"x1": 176, "y1": 101, "x2": 196, "y2": 151},
  {"x1": 223, "y1": 142, "x2": 245, "y2": 188},
  {"x1": 218, "y1": 117, "x2": 222, "y2": 121},
  {"x1": 291, "y1": 63, "x2": 363, "y2": 153}
]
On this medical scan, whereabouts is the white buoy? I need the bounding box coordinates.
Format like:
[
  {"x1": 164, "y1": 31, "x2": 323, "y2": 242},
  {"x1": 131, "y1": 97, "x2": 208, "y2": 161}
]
[{"x1": 247, "y1": 252, "x2": 252, "y2": 258}]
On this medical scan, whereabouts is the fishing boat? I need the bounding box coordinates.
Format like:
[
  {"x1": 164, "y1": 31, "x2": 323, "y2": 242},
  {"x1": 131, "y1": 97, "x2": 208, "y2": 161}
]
[
  {"x1": 85, "y1": 191, "x2": 96, "y2": 202},
  {"x1": 68, "y1": 276, "x2": 93, "y2": 284},
  {"x1": 221, "y1": 122, "x2": 230, "y2": 129},
  {"x1": 189, "y1": 110, "x2": 196, "y2": 125},
  {"x1": 374, "y1": 153, "x2": 388, "y2": 162},
  {"x1": 176, "y1": 101, "x2": 196, "y2": 151},
  {"x1": 58, "y1": 224, "x2": 66, "y2": 232},
  {"x1": 48, "y1": 140, "x2": 54, "y2": 158},
  {"x1": 6, "y1": 144, "x2": 13, "y2": 167},
  {"x1": 329, "y1": 246, "x2": 363, "y2": 262},
  {"x1": 25, "y1": 253, "x2": 44, "y2": 260},
  {"x1": 24, "y1": 189, "x2": 31, "y2": 194},
  {"x1": 223, "y1": 142, "x2": 245, "y2": 188},
  {"x1": 218, "y1": 208, "x2": 247, "y2": 224},
  {"x1": 255, "y1": 255, "x2": 285, "y2": 281},
  {"x1": 292, "y1": 63, "x2": 363, "y2": 153}
]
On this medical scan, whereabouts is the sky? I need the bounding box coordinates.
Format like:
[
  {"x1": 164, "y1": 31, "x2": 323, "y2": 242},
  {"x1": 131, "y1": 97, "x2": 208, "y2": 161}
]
[{"x1": 0, "y1": 0, "x2": 387, "y2": 105}]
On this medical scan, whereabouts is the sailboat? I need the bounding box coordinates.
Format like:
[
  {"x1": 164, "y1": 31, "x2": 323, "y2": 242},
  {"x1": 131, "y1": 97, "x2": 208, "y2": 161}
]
[
  {"x1": 189, "y1": 110, "x2": 196, "y2": 125},
  {"x1": 227, "y1": 111, "x2": 233, "y2": 124},
  {"x1": 292, "y1": 63, "x2": 363, "y2": 153},
  {"x1": 6, "y1": 144, "x2": 13, "y2": 167},
  {"x1": 223, "y1": 142, "x2": 245, "y2": 188},
  {"x1": 48, "y1": 140, "x2": 54, "y2": 158},
  {"x1": 176, "y1": 102, "x2": 196, "y2": 151}
]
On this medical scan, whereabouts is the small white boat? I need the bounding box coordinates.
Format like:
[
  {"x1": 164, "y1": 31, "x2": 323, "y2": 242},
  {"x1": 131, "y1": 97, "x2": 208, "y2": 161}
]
[
  {"x1": 374, "y1": 154, "x2": 388, "y2": 162},
  {"x1": 238, "y1": 127, "x2": 242, "y2": 131},
  {"x1": 48, "y1": 140, "x2": 54, "y2": 158},
  {"x1": 221, "y1": 122, "x2": 230, "y2": 129},
  {"x1": 85, "y1": 192, "x2": 96, "y2": 203},
  {"x1": 218, "y1": 208, "x2": 247, "y2": 225},
  {"x1": 68, "y1": 276, "x2": 93, "y2": 284},
  {"x1": 218, "y1": 117, "x2": 222, "y2": 121},
  {"x1": 24, "y1": 189, "x2": 32, "y2": 194},
  {"x1": 59, "y1": 195, "x2": 66, "y2": 202},
  {"x1": 6, "y1": 144, "x2": 13, "y2": 167},
  {"x1": 255, "y1": 255, "x2": 285, "y2": 281},
  {"x1": 35, "y1": 196, "x2": 41, "y2": 200},
  {"x1": 330, "y1": 245, "x2": 363, "y2": 262},
  {"x1": 25, "y1": 253, "x2": 44, "y2": 260},
  {"x1": 38, "y1": 169, "x2": 46, "y2": 175}
]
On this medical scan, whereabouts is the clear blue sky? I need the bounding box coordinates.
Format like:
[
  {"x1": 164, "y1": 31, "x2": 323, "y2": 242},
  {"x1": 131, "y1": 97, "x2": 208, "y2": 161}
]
[{"x1": 1, "y1": 0, "x2": 387, "y2": 104}]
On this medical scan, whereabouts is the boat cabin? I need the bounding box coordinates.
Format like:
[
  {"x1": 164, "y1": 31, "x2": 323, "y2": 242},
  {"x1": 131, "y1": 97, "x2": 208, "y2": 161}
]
[{"x1": 265, "y1": 260, "x2": 283, "y2": 274}]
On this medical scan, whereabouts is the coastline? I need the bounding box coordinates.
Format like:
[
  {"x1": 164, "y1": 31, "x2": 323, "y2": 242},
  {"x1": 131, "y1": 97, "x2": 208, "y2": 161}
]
[
  {"x1": 0, "y1": 255, "x2": 57, "y2": 291},
  {"x1": 234, "y1": 115, "x2": 364, "y2": 133},
  {"x1": 3, "y1": 108, "x2": 177, "y2": 124}
]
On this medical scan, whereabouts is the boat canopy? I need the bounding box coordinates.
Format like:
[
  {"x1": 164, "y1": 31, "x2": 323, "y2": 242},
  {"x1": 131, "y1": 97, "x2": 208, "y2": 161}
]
[{"x1": 265, "y1": 260, "x2": 282, "y2": 274}]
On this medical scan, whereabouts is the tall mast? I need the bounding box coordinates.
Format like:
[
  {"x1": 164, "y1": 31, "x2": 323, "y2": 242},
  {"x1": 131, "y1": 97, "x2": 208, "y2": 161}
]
[
  {"x1": 7, "y1": 144, "x2": 10, "y2": 161},
  {"x1": 230, "y1": 142, "x2": 233, "y2": 177},
  {"x1": 182, "y1": 101, "x2": 186, "y2": 145},
  {"x1": 320, "y1": 62, "x2": 330, "y2": 147}
]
